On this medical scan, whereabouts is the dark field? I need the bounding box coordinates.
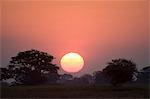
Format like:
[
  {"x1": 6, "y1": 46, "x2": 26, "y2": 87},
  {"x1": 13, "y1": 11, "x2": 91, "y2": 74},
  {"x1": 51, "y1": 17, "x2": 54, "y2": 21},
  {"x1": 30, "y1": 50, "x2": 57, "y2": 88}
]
[{"x1": 1, "y1": 84, "x2": 149, "y2": 98}]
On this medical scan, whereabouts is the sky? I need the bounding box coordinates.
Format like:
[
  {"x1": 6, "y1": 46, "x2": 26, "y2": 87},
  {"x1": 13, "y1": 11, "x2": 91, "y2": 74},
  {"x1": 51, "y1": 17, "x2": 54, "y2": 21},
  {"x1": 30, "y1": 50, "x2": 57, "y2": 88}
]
[{"x1": 1, "y1": 0, "x2": 149, "y2": 76}]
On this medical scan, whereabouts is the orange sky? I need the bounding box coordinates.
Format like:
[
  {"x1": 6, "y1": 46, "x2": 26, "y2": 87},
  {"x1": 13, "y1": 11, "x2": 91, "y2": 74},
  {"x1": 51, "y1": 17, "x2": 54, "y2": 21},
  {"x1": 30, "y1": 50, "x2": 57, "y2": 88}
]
[{"x1": 1, "y1": 0, "x2": 149, "y2": 76}]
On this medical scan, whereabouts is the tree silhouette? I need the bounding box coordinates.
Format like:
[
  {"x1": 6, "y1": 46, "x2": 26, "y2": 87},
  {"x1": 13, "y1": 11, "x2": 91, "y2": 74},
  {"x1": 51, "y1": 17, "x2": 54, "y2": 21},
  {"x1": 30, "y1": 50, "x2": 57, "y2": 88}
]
[
  {"x1": 1, "y1": 49, "x2": 59, "y2": 85},
  {"x1": 80, "y1": 74, "x2": 93, "y2": 85},
  {"x1": 93, "y1": 71, "x2": 109, "y2": 84},
  {"x1": 0, "y1": 68, "x2": 12, "y2": 80},
  {"x1": 60, "y1": 74, "x2": 73, "y2": 81},
  {"x1": 58, "y1": 74, "x2": 73, "y2": 84},
  {"x1": 102, "y1": 58, "x2": 137, "y2": 86},
  {"x1": 136, "y1": 66, "x2": 150, "y2": 84}
]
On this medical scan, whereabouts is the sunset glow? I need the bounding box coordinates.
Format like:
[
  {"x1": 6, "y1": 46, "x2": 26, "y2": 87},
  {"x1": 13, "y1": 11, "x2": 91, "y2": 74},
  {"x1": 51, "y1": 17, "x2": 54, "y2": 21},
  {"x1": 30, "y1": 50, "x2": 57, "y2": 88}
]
[{"x1": 1, "y1": 0, "x2": 149, "y2": 76}]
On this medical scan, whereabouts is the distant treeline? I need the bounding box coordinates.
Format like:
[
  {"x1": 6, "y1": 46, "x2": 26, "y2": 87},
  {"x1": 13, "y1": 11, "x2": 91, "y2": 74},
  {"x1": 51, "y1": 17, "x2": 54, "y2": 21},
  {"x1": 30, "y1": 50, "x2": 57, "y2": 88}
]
[{"x1": 0, "y1": 49, "x2": 149, "y2": 86}]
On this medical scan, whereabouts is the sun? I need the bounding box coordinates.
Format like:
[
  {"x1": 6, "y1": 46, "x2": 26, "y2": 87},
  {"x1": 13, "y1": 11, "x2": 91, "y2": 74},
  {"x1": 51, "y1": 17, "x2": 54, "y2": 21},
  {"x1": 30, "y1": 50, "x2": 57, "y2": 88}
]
[{"x1": 60, "y1": 52, "x2": 84, "y2": 73}]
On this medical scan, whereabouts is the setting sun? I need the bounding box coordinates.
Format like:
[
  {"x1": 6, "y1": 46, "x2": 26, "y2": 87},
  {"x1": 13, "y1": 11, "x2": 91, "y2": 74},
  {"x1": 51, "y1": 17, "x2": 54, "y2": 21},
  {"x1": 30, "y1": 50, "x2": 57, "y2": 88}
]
[{"x1": 60, "y1": 52, "x2": 84, "y2": 73}]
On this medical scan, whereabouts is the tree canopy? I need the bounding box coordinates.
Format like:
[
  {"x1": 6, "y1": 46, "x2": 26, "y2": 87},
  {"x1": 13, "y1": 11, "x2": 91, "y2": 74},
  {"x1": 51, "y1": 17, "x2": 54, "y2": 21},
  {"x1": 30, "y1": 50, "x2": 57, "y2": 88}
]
[
  {"x1": 102, "y1": 58, "x2": 137, "y2": 86},
  {"x1": 1, "y1": 49, "x2": 59, "y2": 85}
]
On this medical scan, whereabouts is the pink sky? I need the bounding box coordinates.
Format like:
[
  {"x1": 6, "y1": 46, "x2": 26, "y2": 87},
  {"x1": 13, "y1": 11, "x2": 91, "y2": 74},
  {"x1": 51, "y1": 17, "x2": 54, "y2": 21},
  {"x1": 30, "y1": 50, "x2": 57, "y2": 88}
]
[{"x1": 1, "y1": 0, "x2": 149, "y2": 76}]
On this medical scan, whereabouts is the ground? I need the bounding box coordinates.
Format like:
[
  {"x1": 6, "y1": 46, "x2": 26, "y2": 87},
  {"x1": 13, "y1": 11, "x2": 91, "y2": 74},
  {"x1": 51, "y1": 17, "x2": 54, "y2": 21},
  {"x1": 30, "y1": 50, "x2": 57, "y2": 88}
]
[{"x1": 1, "y1": 84, "x2": 149, "y2": 98}]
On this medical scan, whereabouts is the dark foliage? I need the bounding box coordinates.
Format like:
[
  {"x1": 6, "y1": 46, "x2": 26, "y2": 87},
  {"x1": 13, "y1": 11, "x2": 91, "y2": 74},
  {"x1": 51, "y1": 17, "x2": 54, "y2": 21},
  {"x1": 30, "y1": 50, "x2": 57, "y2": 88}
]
[
  {"x1": 79, "y1": 74, "x2": 93, "y2": 85},
  {"x1": 136, "y1": 66, "x2": 150, "y2": 84},
  {"x1": 0, "y1": 68, "x2": 12, "y2": 80},
  {"x1": 0, "y1": 49, "x2": 59, "y2": 85},
  {"x1": 102, "y1": 58, "x2": 137, "y2": 86},
  {"x1": 60, "y1": 74, "x2": 73, "y2": 80},
  {"x1": 93, "y1": 71, "x2": 109, "y2": 84}
]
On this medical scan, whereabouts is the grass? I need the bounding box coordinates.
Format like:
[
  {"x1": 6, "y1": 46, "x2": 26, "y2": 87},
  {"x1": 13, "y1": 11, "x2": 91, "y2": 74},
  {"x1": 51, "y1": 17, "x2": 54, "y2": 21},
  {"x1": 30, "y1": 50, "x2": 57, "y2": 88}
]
[{"x1": 1, "y1": 84, "x2": 149, "y2": 98}]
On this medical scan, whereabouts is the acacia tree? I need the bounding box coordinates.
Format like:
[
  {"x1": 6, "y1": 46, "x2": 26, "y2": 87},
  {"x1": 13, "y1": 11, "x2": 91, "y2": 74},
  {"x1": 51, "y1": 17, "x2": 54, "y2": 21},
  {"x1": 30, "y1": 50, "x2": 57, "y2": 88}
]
[
  {"x1": 1, "y1": 49, "x2": 59, "y2": 85},
  {"x1": 102, "y1": 58, "x2": 137, "y2": 86}
]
